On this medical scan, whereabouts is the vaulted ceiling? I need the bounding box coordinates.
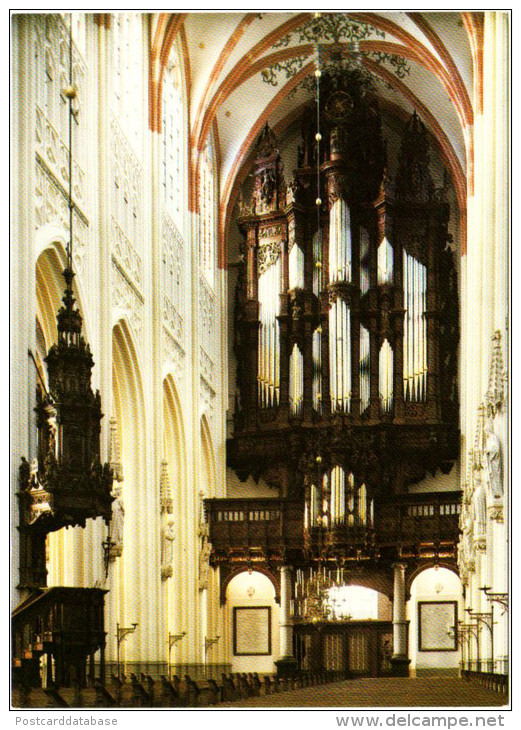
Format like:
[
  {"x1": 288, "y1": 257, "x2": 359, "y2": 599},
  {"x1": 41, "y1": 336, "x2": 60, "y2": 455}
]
[{"x1": 149, "y1": 12, "x2": 482, "y2": 256}]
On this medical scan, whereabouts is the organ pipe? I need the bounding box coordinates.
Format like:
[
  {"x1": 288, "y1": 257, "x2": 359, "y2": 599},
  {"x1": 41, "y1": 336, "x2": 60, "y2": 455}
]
[
  {"x1": 313, "y1": 230, "x2": 323, "y2": 296},
  {"x1": 329, "y1": 299, "x2": 351, "y2": 413},
  {"x1": 329, "y1": 199, "x2": 351, "y2": 283},
  {"x1": 330, "y1": 466, "x2": 345, "y2": 525},
  {"x1": 359, "y1": 324, "x2": 370, "y2": 413},
  {"x1": 289, "y1": 243, "x2": 305, "y2": 290},
  {"x1": 360, "y1": 227, "x2": 370, "y2": 295},
  {"x1": 403, "y1": 250, "x2": 427, "y2": 401},
  {"x1": 379, "y1": 338, "x2": 394, "y2": 413},
  {"x1": 312, "y1": 326, "x2": 323, "y2": 413},
  {"x1": 258, "y1": 256, "x2": 281, "y2": 407},
  {"x1": 289, "y1": 343, "x2": 304, "y2": 416},
  {"x1": 377, "y1": 236, "x2": 394, "y2": 285}
]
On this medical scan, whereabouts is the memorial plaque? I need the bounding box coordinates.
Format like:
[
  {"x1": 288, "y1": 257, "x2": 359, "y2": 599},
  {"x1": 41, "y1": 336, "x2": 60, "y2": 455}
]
[
  {"x1": 233, "y1": 606, "x2": 272, "y2": 656},
  {"x1": 418, "y1": 601, "x2": 458, "y2": 651}
]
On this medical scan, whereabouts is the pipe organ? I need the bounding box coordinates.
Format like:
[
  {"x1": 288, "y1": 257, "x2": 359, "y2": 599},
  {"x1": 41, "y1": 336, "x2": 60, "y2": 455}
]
[{"x1": 230, "y1": 71, "x2": 459, "y2": 571}]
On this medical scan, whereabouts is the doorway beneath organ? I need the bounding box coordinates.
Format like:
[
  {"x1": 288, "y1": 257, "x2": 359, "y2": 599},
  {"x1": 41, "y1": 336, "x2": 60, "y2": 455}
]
[{"x1": 293, "y1": 584, "x2": 395, "y2": 678}]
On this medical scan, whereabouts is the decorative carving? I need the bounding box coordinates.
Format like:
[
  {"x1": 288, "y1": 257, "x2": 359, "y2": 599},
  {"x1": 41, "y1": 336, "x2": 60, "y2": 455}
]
[
  {"x1": 111, "y1": 261, "x2": 143, "y2": 342},
  {"x1": 395, "y1": 111, "x2": 434, "y2": 202},
  {"x1": 35, "y1": 160, "x2": 88, "y2": 277},
  {"x1": 326, "y1": 171, "x2": 347, "y2": 205},
  {"x1": 198, "y1": 491, "x2": 211, "y2": 591},
  {"x1": 112, "y1": 217, "x2": 143, "y2": 292},
  {"x1": 485, "y1": 330, "x2": 506, "y2": 417},
  {"x1": 111, "y1": 116, "x2": 142, "y2": 256},
  {"x1": 162, "y1": 211, "x2": 185, "y2": 322},
  {"x1": 256, "y1": 122, "x2": 278, "y2": 160},
  {"x1": 199, "y1": 275, "x2": 216, "y2": 356},
  {"x1": 488, "y1": 504, "x2": 504, "y2": 523},
  {"x1": 258, "y1": 239, "x2": 281, "y2": 275},
  {"x1": 160, "y1": 459, "x2": 173, "y2": 515},
  {"x1": 163, "y1": 328, "x2": 185, "y2": 379},
  {"x1": 108, "y1": 416, "x2": 123, "y2": 483}
]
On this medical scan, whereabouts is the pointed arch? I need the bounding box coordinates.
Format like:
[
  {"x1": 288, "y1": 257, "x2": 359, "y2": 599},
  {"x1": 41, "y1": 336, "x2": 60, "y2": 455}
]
[
  {"x1": 200, "y1": 414, "x2": 216, "y2": 498},
  {"x1": 109, "y1": 318, "x2": 146, "y2": 662}
]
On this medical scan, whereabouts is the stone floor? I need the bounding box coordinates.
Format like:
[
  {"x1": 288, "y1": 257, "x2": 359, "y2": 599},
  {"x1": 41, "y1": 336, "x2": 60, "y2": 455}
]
[{"x1": 220, "y1": 677, "x2": 507, "y2": 708}]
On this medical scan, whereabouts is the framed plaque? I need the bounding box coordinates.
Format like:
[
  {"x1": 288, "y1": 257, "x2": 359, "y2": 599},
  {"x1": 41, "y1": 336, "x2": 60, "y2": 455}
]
[
  {"x1": 233, "y1": 606, "x2": 272, "y2": 656},
  {"x1": 418, "y1": 601, "x2": 458, "y2": 652}
]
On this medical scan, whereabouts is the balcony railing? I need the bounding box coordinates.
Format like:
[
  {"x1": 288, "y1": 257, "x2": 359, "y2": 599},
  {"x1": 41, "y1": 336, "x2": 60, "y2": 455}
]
[{"x1": 205, "y1": 492, "x2": 461, "y2": 560}]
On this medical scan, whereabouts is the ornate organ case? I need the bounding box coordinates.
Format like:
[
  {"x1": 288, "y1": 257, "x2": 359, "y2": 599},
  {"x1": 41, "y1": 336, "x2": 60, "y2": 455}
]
[{"x1": 230, "y1": 73, "x2": 459, "y2": 562}]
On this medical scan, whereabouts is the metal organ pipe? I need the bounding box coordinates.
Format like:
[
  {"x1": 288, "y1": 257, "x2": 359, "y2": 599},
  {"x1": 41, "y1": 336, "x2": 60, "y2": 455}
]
[
  {"x1": 360, "y1": 324, "x2": 370, "y2": 413},
  {"x1": 313, "y1": 230, "x2": 323, "y2": 297},
  {"x1": 402, "y1": 250, "x2": 427, "y2": 402},
  {"x1": 377, "y1": 236, "x2": 393, "y2": 285},
  {"x1": 289, "y1": 343, "x2": 304, "y2": 416},
  {"x1": 312, "y1": 327, "x2": 322, "y2": 413},
  {"x1": 258, "y1": 256, "x2": 281, "y2": 407},
  {"x1": 379, "y1": 338, "x2": 394, "y2": 413},
  {"x1": 329, "y1": 199, "x2": 352, "y2": 283},
  {"x1": 360, "y1": 227, "x2": 370, "y2": 295},
  {"x1": 289, "y1": 243, "x2": 305, "y2": 290},
  {"x1": 329, "y1": 299, "x2": 351, "y2": 413},
  {"x1": 330, "y1": 466, "x2": 346, "y2": 525}
]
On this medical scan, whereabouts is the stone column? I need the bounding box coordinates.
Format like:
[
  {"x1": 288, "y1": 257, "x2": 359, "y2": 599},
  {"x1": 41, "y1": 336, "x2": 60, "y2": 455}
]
[
  {"x1": 276, "y1": 566, "x2": 297, "y2": 677},
  {"x1": 391, "y1": 562, "x2": 410, "y2": 676}
]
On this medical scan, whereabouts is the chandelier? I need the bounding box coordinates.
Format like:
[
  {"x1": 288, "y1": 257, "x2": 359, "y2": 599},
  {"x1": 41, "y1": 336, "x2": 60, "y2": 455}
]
[{"x1": 293, "y1": 567, "x2": 354, "y2": 623}]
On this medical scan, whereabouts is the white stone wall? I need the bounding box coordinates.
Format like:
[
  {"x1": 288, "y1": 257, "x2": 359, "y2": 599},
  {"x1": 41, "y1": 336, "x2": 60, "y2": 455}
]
[{"x1": 11, "y1": 13, "x2": 227, "y2": 671}]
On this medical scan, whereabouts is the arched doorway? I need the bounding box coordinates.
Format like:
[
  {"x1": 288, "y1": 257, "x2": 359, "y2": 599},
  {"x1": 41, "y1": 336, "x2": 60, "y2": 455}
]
[{"x1": 408, "y1": 566, "x2": 463, "y2": 677}]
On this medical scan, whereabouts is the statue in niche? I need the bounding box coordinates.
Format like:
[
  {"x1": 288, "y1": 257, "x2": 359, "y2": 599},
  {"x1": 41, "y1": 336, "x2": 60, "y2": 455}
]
[
  {"x1": 471, "y1": 475, "x2": 487, "y2": 538},
  {"x1": 161, "y1": 514, "x2": 175, "y2": 581},
  {"x1": 198, "y1": 536, "x2": 211, "y2": 592},
  {"x1": 109, "y1": 485, "x2": 124, "y2": 560},
  {"x1": 260, "y1": 168, "x2": 276, "y2": 208},
  {"x1": 484, "y1": 427, "x2": 503, "y2": 498}
]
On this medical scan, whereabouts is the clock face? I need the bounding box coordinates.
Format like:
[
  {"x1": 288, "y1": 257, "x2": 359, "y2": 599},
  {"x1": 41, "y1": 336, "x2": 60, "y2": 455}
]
[{"x1": 325, "y1": 91, "x2": 354, "y2": 121}]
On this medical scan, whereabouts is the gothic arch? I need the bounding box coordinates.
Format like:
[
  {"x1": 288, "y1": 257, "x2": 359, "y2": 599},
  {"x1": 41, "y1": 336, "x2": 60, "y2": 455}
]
[
  {"x1": 200, "y1": 414, "x2": 216, "y2": 497},
  {"x1": 109, "y1": 318, "x2": 147, "y2": 662}
]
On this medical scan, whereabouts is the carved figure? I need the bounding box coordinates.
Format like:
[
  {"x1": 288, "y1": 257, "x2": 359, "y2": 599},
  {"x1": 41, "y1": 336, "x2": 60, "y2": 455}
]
[
  {"x1": 198, "y1": 535, "x2": 211, "y2": 591},
  {"x1": 484, "y1": 428, "x2": 502, "y2": 498},
  {"x1": 161, "y1": 515, "x2": 175, "y2": 580},
  {"x1": 110, "y1": 488, "x2": 125, "y2": 559},
  {"x1": 471, "y1": 476, "x2": 487, "y2": 538}
]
